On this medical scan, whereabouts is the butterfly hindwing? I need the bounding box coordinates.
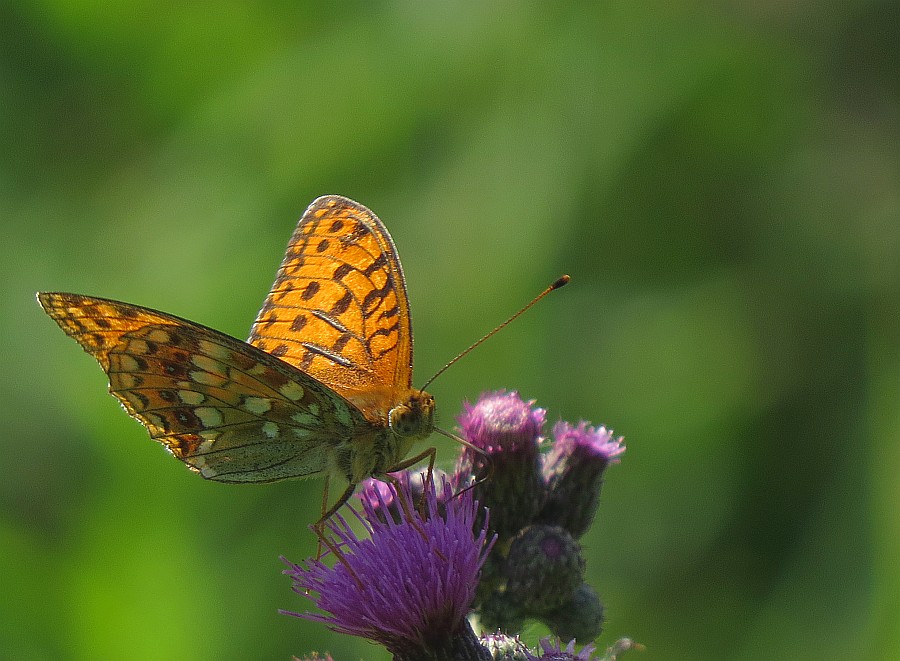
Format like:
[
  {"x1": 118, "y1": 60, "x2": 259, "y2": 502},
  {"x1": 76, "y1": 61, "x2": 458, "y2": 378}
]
[{"x1": 38, "y1": 292, "x2": 367, "y2": 483}]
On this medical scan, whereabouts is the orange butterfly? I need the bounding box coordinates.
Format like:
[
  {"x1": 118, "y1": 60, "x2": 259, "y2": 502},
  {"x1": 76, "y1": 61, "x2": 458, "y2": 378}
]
[{"x1": 38, "y1": 195, "x2": 436, "y2": 525}]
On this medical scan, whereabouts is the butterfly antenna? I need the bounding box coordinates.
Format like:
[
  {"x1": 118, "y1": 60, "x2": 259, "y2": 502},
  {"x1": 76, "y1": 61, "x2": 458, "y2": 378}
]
[{"x1": 420, "y1": 274, "x2": 570, "y2": 391}]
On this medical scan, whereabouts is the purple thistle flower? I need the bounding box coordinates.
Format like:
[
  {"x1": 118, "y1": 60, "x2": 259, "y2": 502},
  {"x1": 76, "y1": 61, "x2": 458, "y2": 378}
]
[
  {"x1": 526, "y1": 638, "x2": 600, "y2": 661},
  {"x1": 355, "y1": 475, "x2": 396, "y2": 508},
  {"x1": 456, "y1": 391, "x2": 547, "y2": 539},
  {"x1": 525, "y1": 637, "x2": 642, "y2": 661},
  {"x1": 458, "y1": 390, "x2": 546, "y2": 454},
  {"x1": 551, "y1": 421, "x2": 625, "y2": 465},
  {"x1": 282, "y1": 478, "x2": 495, "y2": 660},
  {"x1": 357, "y1": 470, "x2": 452, "y2": 525},
  {"x1": 538, "y1": 422, "x2": 625, "y2": 539}
]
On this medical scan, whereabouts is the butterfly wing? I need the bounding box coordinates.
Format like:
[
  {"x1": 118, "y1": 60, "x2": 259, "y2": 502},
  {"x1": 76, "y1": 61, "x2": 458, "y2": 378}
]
[
  {"x1": 38, "y1": 292, "x2": 368, "y2": 483},
  {"x1": 247, "y1": 195, "x2": 414, "y2": 417}
]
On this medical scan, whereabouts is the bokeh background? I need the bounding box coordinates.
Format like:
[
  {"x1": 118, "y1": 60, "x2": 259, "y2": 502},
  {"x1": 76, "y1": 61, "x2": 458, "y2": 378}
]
[{"x1": 3, "y1": 2, "x2": 899, "y2": 659}]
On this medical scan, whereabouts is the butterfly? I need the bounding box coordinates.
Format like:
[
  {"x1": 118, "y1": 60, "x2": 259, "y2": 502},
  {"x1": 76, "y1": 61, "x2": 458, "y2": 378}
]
[{"x1": 38, "y1": 195, "x2": 436, "y2": 525}]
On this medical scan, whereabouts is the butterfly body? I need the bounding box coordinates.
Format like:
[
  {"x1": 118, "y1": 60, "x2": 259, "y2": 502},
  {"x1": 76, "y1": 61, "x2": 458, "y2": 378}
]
[{"x1": 38, "y1": 196, "x2": 434, "y2": 503}]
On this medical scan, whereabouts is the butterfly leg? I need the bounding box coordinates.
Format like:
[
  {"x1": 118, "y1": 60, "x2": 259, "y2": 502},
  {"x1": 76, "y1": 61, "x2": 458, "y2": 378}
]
[
  {"x1": 455, "y1": 445, "x2": 494, "y2": 503},
  {"x1": 313, "y1": 475, "x2": 332, "y2": 561},
  {"x1": 312, "y1": 480, "x2": 365, "y2": 587},
  {"x1": 387, "y1": 446, "x2": 437, "y2": 517}
]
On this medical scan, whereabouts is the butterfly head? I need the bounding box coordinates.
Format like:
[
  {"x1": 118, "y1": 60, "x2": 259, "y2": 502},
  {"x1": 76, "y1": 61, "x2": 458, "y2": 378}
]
[{"x1": 389, "y1": 389, "x2": 435, "y2": 441}]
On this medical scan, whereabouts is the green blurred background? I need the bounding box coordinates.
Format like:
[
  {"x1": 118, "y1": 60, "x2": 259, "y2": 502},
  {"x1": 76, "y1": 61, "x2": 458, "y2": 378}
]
[{"x1": 3, "y1": 2, "x2": 899, "y2": 659}]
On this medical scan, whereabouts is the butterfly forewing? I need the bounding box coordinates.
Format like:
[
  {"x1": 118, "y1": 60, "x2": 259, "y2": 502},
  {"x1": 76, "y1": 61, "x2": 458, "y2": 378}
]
[
  {"x1": 38, "y1": 292, "x2": 367, "y2": 483},
  {"x1": 247, "y1": 196, "x2": 414, "y2": 410}
]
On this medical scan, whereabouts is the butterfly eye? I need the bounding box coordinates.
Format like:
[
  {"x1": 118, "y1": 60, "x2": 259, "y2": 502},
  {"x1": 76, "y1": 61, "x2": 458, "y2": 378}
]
[
  {"x1": 389, "y1": 404, "x2": 415, "y2": 436},
  {"x1": 389, "y1": 395, "x2": 433, "y2": 439}
]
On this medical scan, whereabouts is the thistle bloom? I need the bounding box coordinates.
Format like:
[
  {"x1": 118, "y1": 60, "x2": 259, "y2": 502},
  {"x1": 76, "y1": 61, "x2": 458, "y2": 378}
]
[
  {"x1": 458, "y1": 390, "x2": 546, "y2": 454},
  {"x1": 282, "y1": 478, "x2": 495, "y2": 660},
  {"x1": 357, "y1": 469, "x2": 452, "y2": 525},
  {"x1": 457, "y1": 391, "x2": 547, "y2": 539},
  {"x1": 526, "y1": 638, "x2": 600, "y2": 661},
  {"x1": 478, "y1": 635, "x2": 640, "y2": 661},
  {"x1": 284, "y1": 393, "x2": 630, "y2": 656},
  {"x1": 528, "y1": 637, "x2": 643, "y2": 661},
  {"x1": 455, "y1": 396, "x2": 623, "y2": 642},
  {"x1": 538, "y1": 422, "x2": 625, "y2": 539}
]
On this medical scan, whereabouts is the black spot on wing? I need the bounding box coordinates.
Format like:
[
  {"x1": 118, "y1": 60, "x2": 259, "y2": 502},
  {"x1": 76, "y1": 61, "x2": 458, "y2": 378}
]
[
  {"x1": 302, "y1": 281, "x2": 320, "y2": 301},
  {"x1": 330, "y1": 291, "x2": 352, "y2": 316},
  {"x1": 332, "y1": 263, "x2": 352, "y2": 281}
]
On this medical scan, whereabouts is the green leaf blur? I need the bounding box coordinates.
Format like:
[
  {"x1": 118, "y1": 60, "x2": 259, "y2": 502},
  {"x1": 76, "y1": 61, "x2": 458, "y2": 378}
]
[{"x1": 3, "y1": 2, "x2": 898, "y2": 660}]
